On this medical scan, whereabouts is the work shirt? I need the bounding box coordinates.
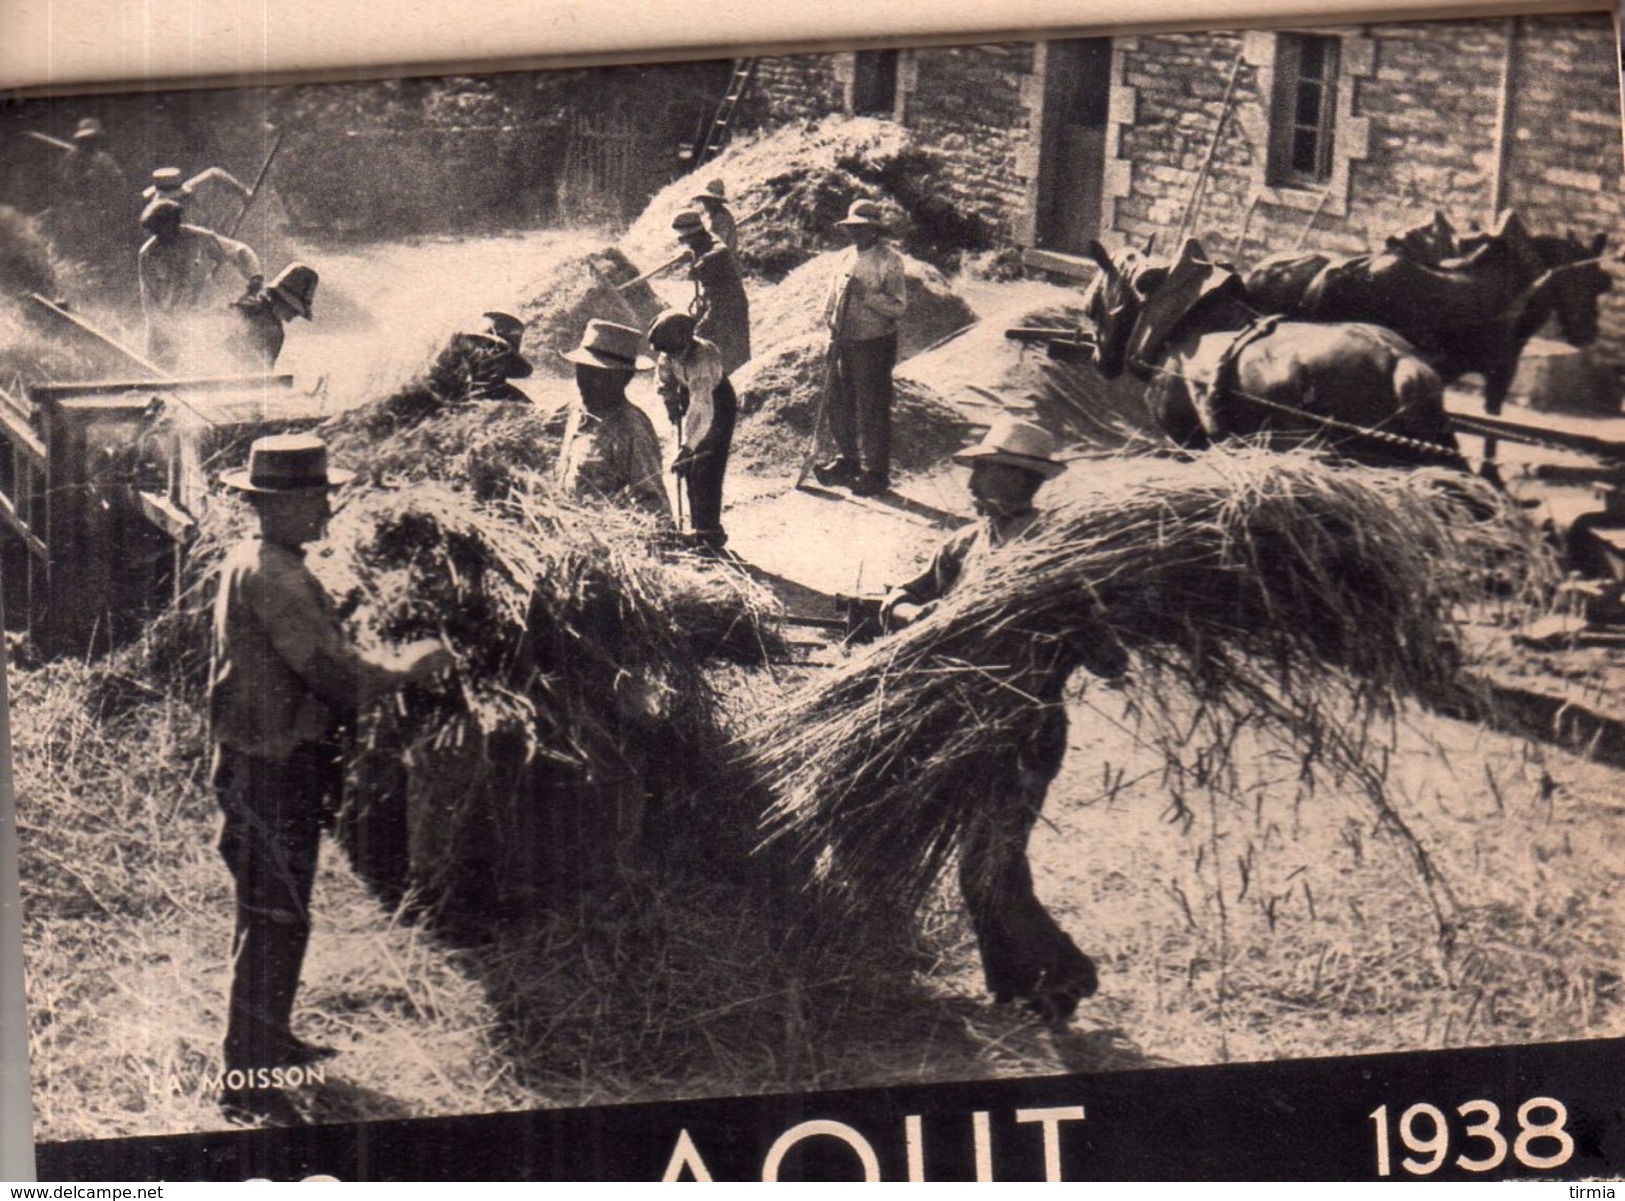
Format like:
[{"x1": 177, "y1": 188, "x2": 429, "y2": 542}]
[
  {"x1": 139, "y1": 224, "x2": 261, "y2": 315},
  {"x1": 702, "y1": 205, "x2": 739, "y2": 254},
  {"x1": 656, "y1": 336, "x2": 726, "y2": 454},
  {"x1": 825, "y1": 242, "x2": 908, "y2": 343},
  {"x1": 687, "y1": 244, "x2": 752, "y2": 375},
  {"x1": 889, "y1": 509, "x2": 1041, "y2": 610},
  {"x1": 558, "y1": 398, "x2": 672, "y2": 524},
  {"x1": 210, "y1": 538, "x2": 393, "y2": 762}
]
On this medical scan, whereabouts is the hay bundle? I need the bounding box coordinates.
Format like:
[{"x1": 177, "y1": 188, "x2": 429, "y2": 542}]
[
  {"x1": 729, "y1": 333, "x2": 970, "y2": 477},
  {"x1": 325, "y1": 476, "x2": 785, "y2": 915},
  {"x1": 517, "y1": 246, "x2": 662, "y2": 376},
  {"x1": 744, "y1": 451, "x2": 1556, "y2": 918},
  {"x1": 621, "y1": 118, "x2": 991, "y2": 282},
  {"x1": 749, "y1": 251, "x2": 974, "y2": 361}
]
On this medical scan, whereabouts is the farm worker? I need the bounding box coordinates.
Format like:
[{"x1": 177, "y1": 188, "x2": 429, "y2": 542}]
[
  {"x1": 649, "y1": 309, "x2": 738, "y2": 551},
  {"x1": 211, "y1": 434, "x2": 452, "y2": 1125},
  {"x1": 137, "y1": 196, "x2": 263, "y2": 365},
  {"x1": 427, "y1": 312, "x2": 534, "y2": 404},
  {"x1": 229, "y1": 261, "x2": 318, "y2": 369},
  {"x1": 814, "y1": 198, "x2": 908, "y2": 498},
  {"x1": 672, "y1": 208, "x2": 752, "y2": 375},
  {"x1": 691, "y1": 178, "x2": 739, "y2": 254},
  {"x1": 557, "y1": 319, "x2": 672, "y2": 525},
  {"x1": 880, "y1": 417, "x2": 1128, "y2": 1016},
  {"x1": 49, "y1": 117, "x2": 129, "y2": 268}
]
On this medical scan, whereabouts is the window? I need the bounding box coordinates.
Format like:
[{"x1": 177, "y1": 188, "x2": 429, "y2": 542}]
[
  {"x1": 850, "y1": 51, "x2": 901, "y2": 116},
  {"x1": 1268, "y1": 34, "x2": 1340, "y2": 187}
]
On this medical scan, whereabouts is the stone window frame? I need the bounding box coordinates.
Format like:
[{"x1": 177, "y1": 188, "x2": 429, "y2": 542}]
[
  {"x1": 834, "y1": 49, "x2": 915, "y2": 121},
  {"x1": 1239, "y1": 28, "x2": 1375, "y2": 217}
]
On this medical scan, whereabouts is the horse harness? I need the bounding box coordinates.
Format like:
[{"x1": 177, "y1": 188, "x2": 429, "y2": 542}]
[{"x1": 1130, "y1": 312, "x2": 1472, "y2": 468}]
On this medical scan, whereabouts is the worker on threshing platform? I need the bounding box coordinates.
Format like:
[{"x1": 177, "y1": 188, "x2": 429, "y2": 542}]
[
  {"x1": 211, "y1": 434, "x2": 451, "y2": 1126},
  {"x1": 880, "y1": 416, "x2": 1127, "y2": 1014},
  {"x1": 672, "y1": 208, "x2": 752, "y2": 375},
  {"x1": 428, "y1": 311, "x2": 535, "y2": 404},
  {"x1": 49, "y1": 118, "x2": 129, "y2": 269},
  {"x1": 138, "y1": 196, "x2": 263, "y2": 365},
  {"x1": 650, "y1": 309, "x2": 737, "y2": 552},
  {"x1": 814, "y1": 199, "x2": 908, "y2": 498},
  {"x1": 557, "y1": 319, "x2": 672, "y2": 525},
  {"x1": 229, "y1": 262, "x2": 318, "y2": 370},
  {"x1": 691, "y1": 178, "x2": 739, "y2": 254}
]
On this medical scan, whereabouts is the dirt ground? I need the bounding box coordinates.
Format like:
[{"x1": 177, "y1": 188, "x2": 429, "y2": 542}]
[{"x1": 16, "y1": 226, "x2": 1625, "y2": 1140}]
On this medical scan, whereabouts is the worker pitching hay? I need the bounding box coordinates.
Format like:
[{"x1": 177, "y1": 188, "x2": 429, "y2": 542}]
[
  {"x1": 745, "y1": 450, "x2": 1556, "y2": 952},
  {"x1": 729, "y1": 333, "x2": 970, "y2": 477},
  {"x1": 751, "y1": 249, "x2": 974, "y2": 361}
]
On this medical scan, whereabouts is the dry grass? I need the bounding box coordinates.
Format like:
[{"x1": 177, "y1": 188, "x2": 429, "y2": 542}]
[{"x1": 746, "y1": 450, "x2": 1556, "y2": 931}]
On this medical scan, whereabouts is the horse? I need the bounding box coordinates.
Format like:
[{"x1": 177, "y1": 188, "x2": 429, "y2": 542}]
[
  {"x1": 1082, "y1": 237, "x2": 1465, "y2": 469},
  {"x1": 1244, "y1": 211, "x2": 1612, "y2": 417}
]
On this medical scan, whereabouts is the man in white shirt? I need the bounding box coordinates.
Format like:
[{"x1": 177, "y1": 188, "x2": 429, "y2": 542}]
[
  {"x1": 650, "y1": 310, "x2": 737, "y2": 551},
  {"x1": 815, "y1": 199, "x2": 908, "y2": 497}
]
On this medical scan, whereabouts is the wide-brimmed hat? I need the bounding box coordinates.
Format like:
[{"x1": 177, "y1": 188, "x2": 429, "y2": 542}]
[
  {"x1": 73, "y1": 117, "x2": 104, "y2": 141},
  {"x1": 220, "y1": 433, "x2": 354, "y2": 494},
  {"x1": 692, "y1": 178, "x2": 727, "y2": 203},
  {"x1": 647, "y1": 310, "x2": 697, "y2": 354},
  {"x1": 836, "y1": 199, "x2": 887, "y2": 228},
  {"x1": 952, "y1": 416, "x2": 1066, "y2": 479},
  {"x1": 560, "y1": 319, "x2": 655, "y2": 371},
  {"x1": 672, "y1": 209, "x2": 708, "y2": 236},
  {"x1": 139, "y1": 197, "x2": 183, "y2": 231},
  {"x1": 482, "y1": 311, "x2": 526, "y2": 351},
  {"x1": 267, "y1": 263, "x2": 319, "y2": 321}
]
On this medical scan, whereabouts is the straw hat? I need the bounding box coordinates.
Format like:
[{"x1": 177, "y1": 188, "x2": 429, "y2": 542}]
[
  {"x1": 836, "y1": 199, "x2": 887, "y2": 228},
  {"x1": 671, "y1": 209, "x2": 707, "y2": 236},
  {"x1": 482, "y1": 311, "x2": 526, "y2": 352},
  {"x1": 560, "y1": 320, "x2": 655, "y2": 371},
  {"x1": 267, "y1": 263, "x2": 319, "y2": 321},
  {"x1": 692, "y1": 178, "x2": 727, "y2": 204},
  {"x1": 141, "y1": 167, "x2": 188, "y2": 200},
  {"x1": 221, "y1": 434, "x2": 354, "y2": 494},
  {"x1": 952, "y1": 416, "x2": 1066, "y2": 479},
  {"x1": 73, "y1": 118, "x2": 104, "y2": 141},
  {"x1": 647, "y1": 310, "x2": 696, "y2": 355}
]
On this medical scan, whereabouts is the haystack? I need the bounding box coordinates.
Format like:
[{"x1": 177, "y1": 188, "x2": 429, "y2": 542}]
[
  {"x1": 729, "y1": 333, "x2": 970, "y2": 477},
  {"x1": 517, "y1": 246, "x2": 663, "y2": 376},
  {"x1": 896, "y1": 282, "x2": 1162, "y2": 452},
  {"x1": 750, "y1": 251, "x2": 973, "y2": 361},
  {"x1": 0, "y1": 206, "x2": 57, "y2": 298},
  {"x1": 621, "y1": 117, "x2": 993, "y2": 282},
  {"x1": 744, "y1": 451, "x2": 1556, "y2": 923}
]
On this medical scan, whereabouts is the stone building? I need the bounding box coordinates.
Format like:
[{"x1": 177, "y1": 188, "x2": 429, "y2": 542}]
[{"x1": 750, "y1": 14, "x2": 1624, "y2": 360}]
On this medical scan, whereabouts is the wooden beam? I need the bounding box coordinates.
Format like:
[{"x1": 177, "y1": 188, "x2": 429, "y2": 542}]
[
  {"x1": 0, "y1": 491, "x2": 48, "y2": 563},
  {"x1": 133, "y1": 491, "x2": 197, "y2": 544},
  {"x1": 0, "y1": 407, "x2": 47, "y2": 470}
]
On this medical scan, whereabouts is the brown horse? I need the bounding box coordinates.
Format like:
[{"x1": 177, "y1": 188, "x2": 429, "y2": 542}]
[
  {"x1": 1084, "y1": 238, "x2": 1465, "y2": 469},
  {"x1": 1245, "y1": 212, "x2": 1612, "y2": 416}
]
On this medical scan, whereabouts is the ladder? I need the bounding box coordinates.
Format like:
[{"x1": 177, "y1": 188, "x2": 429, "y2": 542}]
[{"x1": 694, "y1": 59, "x2": 758, "y2": 166}]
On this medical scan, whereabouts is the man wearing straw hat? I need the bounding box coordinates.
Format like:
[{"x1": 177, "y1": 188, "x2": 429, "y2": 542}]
[
  {"x1": 230, "y1": 261, "x2": 319, "y2": 369},
  {"x1": 558, "y1": 319, "x2": 672, "y2": 524},
  {"x1": 672, "y1": 208, "x2": 752, "y2": 375},
  {"x1": 881, "y1": 416, "x2": 1125, "y2": 1015},
  {"x1": 649, "y1": 309, "x2": 737, "y2": 551},
  {"x1": 140, "y1": 163, "x2": 253, "y2": 230},
  {"x1": 691, "y1": 178, "x2": 739, "y2": 254},
  {"x1": 138, "y1": 195, "x2": 264, "y2": 364},
  {"x1": 49, "y1": 117, "x2": 129, "y2": 269},
  {"x1": 815, "y1": 198, "x2": 908, "y2": 498},
  {"x1": 211, "y1": 434, "x2": 451, "y2": 1125}
]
